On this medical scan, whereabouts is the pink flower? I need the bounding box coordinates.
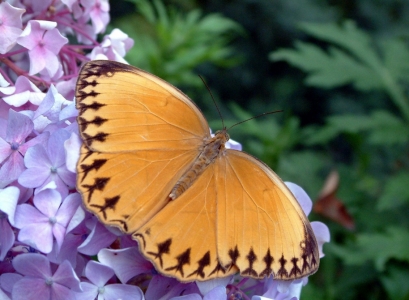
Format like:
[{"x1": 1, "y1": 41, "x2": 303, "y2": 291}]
[
  {"x1": 0, "y1": 109, "x2": 48, "y2": 187},
  {"x1": 0, "y1": 2, "x2": 25, "y2": 54},
  {"x1": 88, "y1": 28, "x2": 134, "y2": 62},
  {"x1": 0, "y1": 76, "x2": 45, "y2": 107},
  {"x1": 81, "y1": 0, "x2": 110, "y2": 34},
  {"x1": 17, "y1": 21, "x2": 68, "y2": 77}
]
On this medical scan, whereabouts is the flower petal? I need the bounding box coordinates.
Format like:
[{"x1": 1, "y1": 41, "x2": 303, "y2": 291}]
[
  {"x1": 6, "y1": 110, "x2": 33, "y2": 144},
  {"x1": 23, "y1": 144, "x2": 51, "y2": 168},
  {"x1": 14, "y1": 203, "x2": 48, "y2": 228},
  {"x1": 52, "y1": 260, "x2": 81, "y2": 291},
  {"x1": 0, "y1": 186, "x2": 20, "y2": 223},
  {"x1": 78, "y1": 221, "x2": 116, "y2": 255},
  {"x1": 64, "y1": 132, "x2": 81, "y2": 173},
  {"x1": 98, "y1": 247, "x2": 153, "y2": 283},
  {"x1": 285, "y1": 182, "x2": 312, "y2": 215},
  {"x1": 12, "y1": 278, "x2": 51, "y2": 300},
  {"x1": 103, "y1": 284, "x2": 144, "y2": 300},
  {"x1": 0, "y1": 219, "x2": 15, "y2": 261},
  {"x1": 18, "y1": 167, "x2": 49, "y2": 188},
  {"x1": 77, "y1": 282, "x2": 98, "y2": 300},
  {"x1": 0, "y1": 137, "x2": 12, "y2": 164},
  {"x1": 0, "y1": 151, "x2": 25, "y2": 188},
  {"x1": 311, "y1": 221, "x2": 330, "y2": 258},
  {"x1": 0, "y1": 273, "x2": 22, "y2": 293},
  {"x1": 196, "y1": 277, "x2": 231, "y2": 296},
  {"x1": 56, "y1": 193, "x2": 81, "y2": 226},
  {"x1": 13, "y1": 253, "x2": 51, "y2": 277},
  {"x1": 47, "y1": 129, "x2": 70, "y2": 167},
  {"x1": 34, "y1": 189, "x2": 62, "y2": 217},
  {"x1": 85, "y1": 260, "x2": 114, "y2": 286},
  {"x1": 203, "y1": 286, "x2": 227, "y2": 300},
  {"x1": 18, "y1": 221, "x2": 54, "y2": 253},
  {"x1": 42, "y1": 28, "x2": 68, "y2": 54}
]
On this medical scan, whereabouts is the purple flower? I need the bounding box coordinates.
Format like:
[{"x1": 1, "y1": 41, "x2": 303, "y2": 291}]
[
  {"x1": 17, "y1": 20, "x2": 68, "y2": 77},
  {"x1": 31, "y1": 85, "x2": 72, "y2": 132},
  {"x1": 77, "y1": 217, "x2": 117, "y2": 256},
  {"x1": 77, "y1": 260, "x2": 144, "y2": 300},
  {"x1": 14, "y1": 189, "x2": 81, "y2": 253},
  {"x1": 0, "y1": 2, "x2": 25, "y2": 54},
  {"x1": 0, "y1": 186, "x2": 20, "y2": 260},
  {"x1": 97, "y1": 247, "x2": 154, "y2": 283},
  {"x1": 5, "y1": 253, "x2": 81, "y2": 300},
  {"x1": 64, "y1": 132, "x2": 81, "y2": 173},
  {"x1": 0, "y1": 76, "x2": 45, "y2": 107},
  {"x1": 47, "y1": 232, "x2": 87, "y2": 274},
  {"x1": 18, "y1": 128, "x2": 76, "y2": 198},
  {"x1": 195, "y1": 279, "x2": 231, "y2": 300},
  {"x1": 169, "y1": 285, "x2": 228, "y2": 300},
  {"x1": 0, "y1": 109, "x2": 49, "y2": 188},
  {"x1": 145, "y1": 275, "x2": 200, "y2": 299},
  {"x1": 255, "y1": 279, "x2": 303, "y2": 300}
]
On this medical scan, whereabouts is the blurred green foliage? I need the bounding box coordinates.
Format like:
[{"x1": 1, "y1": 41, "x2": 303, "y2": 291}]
[{"x1": 111, "y1": 0, "x2": 409, "y2": 299}]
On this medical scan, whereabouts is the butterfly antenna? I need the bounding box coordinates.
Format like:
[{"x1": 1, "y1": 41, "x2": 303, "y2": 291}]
[
  {"x1": 227, "y1": 110, "x2": 283, "y2": 131},
  {"x1": 199, "y1": 75, "x2": 225, "y2": 129}
]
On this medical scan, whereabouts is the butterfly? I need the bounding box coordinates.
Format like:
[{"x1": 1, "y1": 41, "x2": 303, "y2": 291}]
[{"x1": 75, "y1": 60, "x2": 319, "y2": 282}]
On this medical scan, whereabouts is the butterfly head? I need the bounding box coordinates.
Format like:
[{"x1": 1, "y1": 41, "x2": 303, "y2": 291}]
[{"x1": 214, "y1": 129, "x2": 230, "y2": 144}]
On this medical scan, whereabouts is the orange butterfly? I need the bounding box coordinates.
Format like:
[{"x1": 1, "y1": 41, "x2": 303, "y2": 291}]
[{"x1": 75, "y1": 60, "x2": 319, "y2": 282}]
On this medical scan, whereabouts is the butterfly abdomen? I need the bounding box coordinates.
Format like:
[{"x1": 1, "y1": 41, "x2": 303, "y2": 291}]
[{"x1": 169, "y1": 130, "x2": 229, "y2": 200}]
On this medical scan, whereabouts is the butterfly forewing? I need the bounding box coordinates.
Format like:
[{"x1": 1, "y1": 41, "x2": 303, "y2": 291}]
[{"x1": 76, "y1": 60, "x2": 210, "y2": 153}]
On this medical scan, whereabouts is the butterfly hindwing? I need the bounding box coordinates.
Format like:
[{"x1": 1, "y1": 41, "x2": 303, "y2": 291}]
[
  {"x1": 133, "y1": 164, "x2": 238, "y2": 281},
  {"x1": 215, "y1": 150, "x2": 319, "y2": 280}
]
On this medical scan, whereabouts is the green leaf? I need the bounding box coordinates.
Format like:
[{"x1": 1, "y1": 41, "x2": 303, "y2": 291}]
[
  {"x1": 367, "y1": 111, "x2": 409, "y2": 145},
  {"x1": 271, "y1": 42, "x2": 381, "y2": 90},
  {"x1": 278, "y1": 150, "x2": 328, "y2": 196},
  {"x1": 382, "y1": 39, "x2": 409, "y2": 83},
  {"x1": 302, "y1": 124, "x2": 340, "y2": 145},
  {"x1": 120, "y1": 0, "x2": 242, "y2": 87},
  {"x1": 378, "y1": 172, "x2": 409, "y2": 210},
  {"x1": 270, "y1": 20, "x2": 409, "y2": 121},
  {"x1": 299, "y1": 20, "x2": 382, "y2": 70},
  {"x1": 380, "y1": 266, "x2": 409, "y2": 300},
  {"x1": 304, "y1": 110, "x2": 408, "y2": 146},
  {"x1": 331, "y1": 227, "x2": 409, "y2": 271}
]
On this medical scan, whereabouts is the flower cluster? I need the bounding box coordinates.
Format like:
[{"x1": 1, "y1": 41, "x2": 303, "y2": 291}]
[{"x1": 0, "y1": 1, "x2": 330, "y2": 300}]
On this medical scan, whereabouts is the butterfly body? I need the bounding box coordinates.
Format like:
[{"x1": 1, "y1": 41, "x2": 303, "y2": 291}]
[
  {"x1": 76, "y1": 60, "x2": 319, "y2": 282},
  {"x1": 170, "y1": 130, "x2": 229, "y2": 200}
]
